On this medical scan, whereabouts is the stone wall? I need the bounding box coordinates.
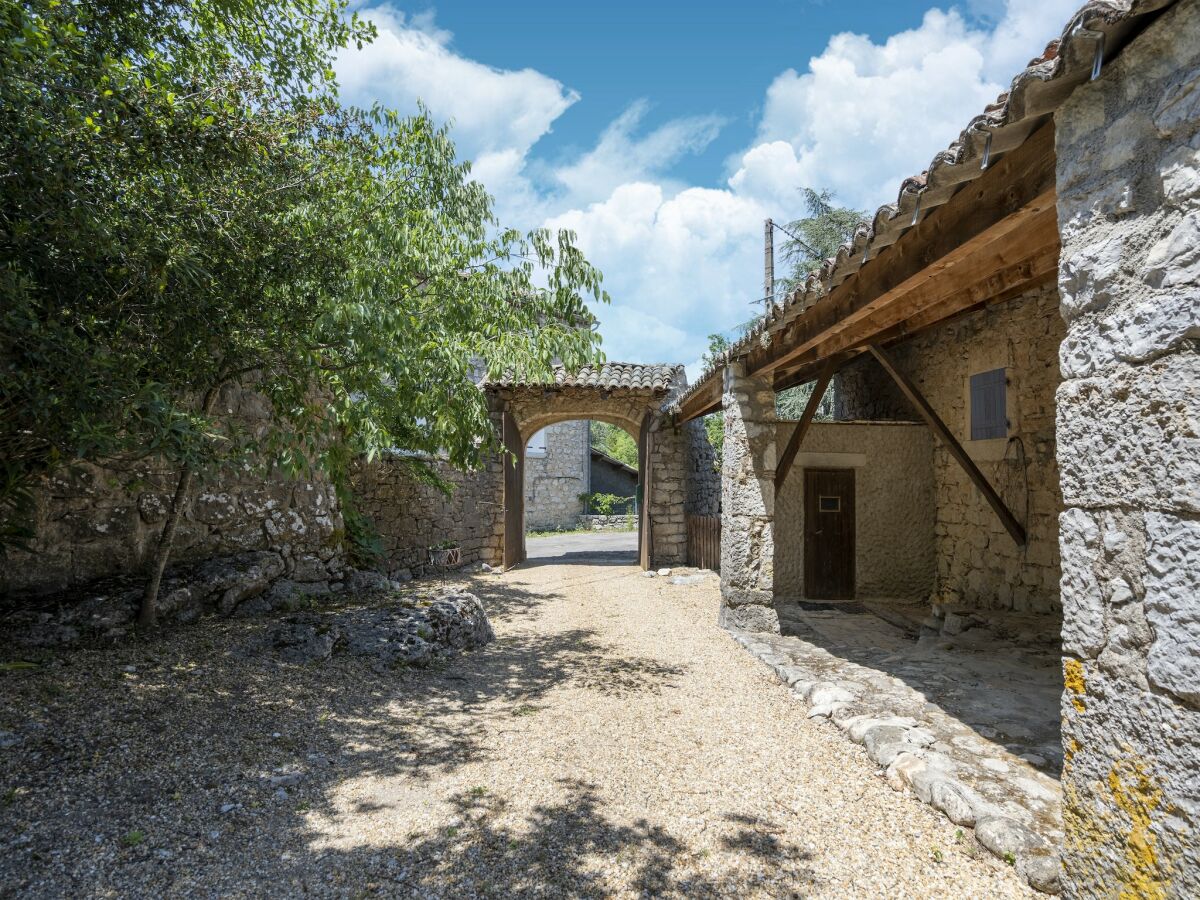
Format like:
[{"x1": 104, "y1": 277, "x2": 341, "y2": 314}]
[
  {"x1": 523, "y1": 419, "x2": 589, "y2": 530},
  {"x1": 774, "y1": 421, "x2": 934, "y2": 602},
  {"x1": 1054, "y1": 3, "x2": 1200, "y2": 893},
  {"x1": 1, "y1": 383, "x2": 343, "y2": 600},
  {"x1": 684, "y1": 418, "x2": 721, "y2": 516},
  {"x1": 349, "y1": 450, "x2": 504, "y2": 578},
  {"x1": 836, "y1": 284, "x2": 1066, "y2": 619},
  {"x1": 578, "y1": 514, "x2": 636, "y2": 531},
  {"x1": 719, "y1": 363, "x2": 779, "y2": 631}
]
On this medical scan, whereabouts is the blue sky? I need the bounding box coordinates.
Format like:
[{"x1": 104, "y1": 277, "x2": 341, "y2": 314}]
[{"x1": 336, "y1": 0, "x2": 1081, "y2": 379}]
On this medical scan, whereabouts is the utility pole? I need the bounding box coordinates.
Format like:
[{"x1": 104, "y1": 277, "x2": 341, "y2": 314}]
[{"x1": 763, "y1": 218, "x2": 774, "y2": 314}]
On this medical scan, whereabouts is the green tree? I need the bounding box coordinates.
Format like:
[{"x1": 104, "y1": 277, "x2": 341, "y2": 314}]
[
  {"x1": 779, "y1": 188, "x2": 868, "y2": 290},
  {"x1": 589, "y1": 422, "x2": 638, "y2": 469},
  {"x1": 1, "y1": 0, "x2": 608, "y2": 624}
]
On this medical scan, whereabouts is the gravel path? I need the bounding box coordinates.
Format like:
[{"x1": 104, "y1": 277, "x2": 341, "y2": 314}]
[{"x1": 0, "y1": 561, "x2": 1036, "y2": 898}]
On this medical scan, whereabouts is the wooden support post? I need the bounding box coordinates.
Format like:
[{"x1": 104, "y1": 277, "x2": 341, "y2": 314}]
[
  {"x1": 775, "y1": 357, "x2": 839, "y2": 491},
  {"x1": 764, "y1": 218, "x2": 775, "y2": 314},
  {"x1": 867, "y1": 344, "x2": 1026, "y2": 546}
]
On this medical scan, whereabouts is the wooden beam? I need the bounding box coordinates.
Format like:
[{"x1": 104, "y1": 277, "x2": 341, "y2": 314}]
[
  {"x1": 770, "y1": 231, "x2": 1059, "y2": 389},
  {"x1": 677, "y1": 372, "x2": 722, "y2": 423},
  {"x1": 867, "y1": 344, "x2": 1026, "y2": 547},
  {"x1": 775, "y1": 358, "x2": 839, "y2": 491},
  {"x1": 747, "y1": 122, "x2": 1056, "y2": 381}
]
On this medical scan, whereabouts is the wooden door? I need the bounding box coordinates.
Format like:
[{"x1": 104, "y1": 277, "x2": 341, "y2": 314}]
[
  {"x1": 502, "y1": 411, "x2": 525, "y2": 569},
  {"x1": 638, "y1": 415, "x2": 653, "y2": 570},
  {"x1": 803, "y1": 468, "x2": 855, "y2": 600}
]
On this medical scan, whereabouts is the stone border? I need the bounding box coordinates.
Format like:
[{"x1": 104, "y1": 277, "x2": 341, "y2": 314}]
[
  {"x1": 578, "y1": 514, "x2": 636, "y2": 531},
  {"x1": 730, "y1": 629, "x2": 1063, "y2": 894}
]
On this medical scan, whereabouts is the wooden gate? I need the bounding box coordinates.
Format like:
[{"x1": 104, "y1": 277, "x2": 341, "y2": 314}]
[
  {"x1": 686, "y1": 515, "x2": 721, "y2": 571},
  {"x1": 502, "y1": 410, "x2": 525, "y2": 569}
]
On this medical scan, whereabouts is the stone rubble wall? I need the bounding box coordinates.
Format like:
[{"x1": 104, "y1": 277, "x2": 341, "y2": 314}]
[
  {"x1": 349, "y1": 449, "x2": 504, "y2": 580},
  {"x1": 523, "y1": 419, "x2": 589, "y2": 531},
  {"x1": 1053, "y1": 3, "x2": 1200, "y2": 894},
  {"x1": 684, "y1": 417, "x2": 721, "y2": 516},
  {"x1": 835, "y1": 284, "x2": 1066, "y2": 620},
  {"x1": 578, "y1": 514, "x2": 637, "y2": 531},
  {"x1": 1, "y1": 383, "x2": 344, "y2": 600},
  {"x1": 774, "y1": 421, "x2": 934, "y2": 602}
]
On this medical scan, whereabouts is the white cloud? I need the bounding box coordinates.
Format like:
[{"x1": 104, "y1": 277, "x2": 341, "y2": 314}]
[
  {"x1": 335, "y1": 7, "x2": 577, "y2": 161},
  {"x1": 336, "y1": 1, "x2": 1082, "y2": 378}
]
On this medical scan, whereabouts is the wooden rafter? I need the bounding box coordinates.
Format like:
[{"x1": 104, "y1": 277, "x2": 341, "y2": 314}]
[
  {"x1": 867, "y1": 344, "x2": 1026, "y2": 547},
  {"x1": 774, "y1": 357, "x2": 840, "y2": 491}
]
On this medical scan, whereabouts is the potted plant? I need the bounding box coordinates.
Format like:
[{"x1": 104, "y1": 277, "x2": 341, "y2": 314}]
[{"x1": 428, "y1": 539, "x2": 461, "y2": 568}]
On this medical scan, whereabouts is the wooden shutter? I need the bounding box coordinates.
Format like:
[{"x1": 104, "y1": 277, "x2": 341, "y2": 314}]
[{"x1": 969, "y1": 368, "x2": 1007, "y2": 440}]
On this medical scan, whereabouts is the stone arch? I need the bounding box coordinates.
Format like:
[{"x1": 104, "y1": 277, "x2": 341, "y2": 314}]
[{"x1": 483, "y1": 364, "x2": 691, "y2": 570}]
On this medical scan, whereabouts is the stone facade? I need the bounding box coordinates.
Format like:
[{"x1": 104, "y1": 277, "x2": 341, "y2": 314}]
[
  {"x1": 719, "y1": 363, "x2": 779, "y2": 631},
  {"x1": 523, "y1": 419, "x2": 589, "y2": 530},
  {"x1": 1054, "y1": 3, "x2": 1200, "y2": 894},
  {"x1": 834, "y1": 283, "x2": 1066, "y2": 619},
  {"x1": 774, "y1": 421, "x2": 934, "y2": 602},
  {"x1": 1, "y1": 383, "x2": 343, "y2": 600}
]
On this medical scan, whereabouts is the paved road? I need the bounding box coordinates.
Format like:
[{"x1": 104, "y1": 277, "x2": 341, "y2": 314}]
[{"x1": 525, "y1": 529, "x2": 637, "y2": 561}]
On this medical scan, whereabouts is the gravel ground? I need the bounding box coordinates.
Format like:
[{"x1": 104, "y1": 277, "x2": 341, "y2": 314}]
[{"x1": 0, "y1": 560, "x2": 1036, "y2": 898}]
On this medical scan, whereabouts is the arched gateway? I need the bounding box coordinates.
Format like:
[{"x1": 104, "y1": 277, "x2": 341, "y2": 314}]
[{"x1": 483, "y1": 363, "x2": 716, "y2": 570}]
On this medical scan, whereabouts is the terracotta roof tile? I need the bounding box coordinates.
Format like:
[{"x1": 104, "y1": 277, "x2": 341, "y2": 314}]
[{"x1": 485, "y1": 362, "x2": 682, "y2": 393}]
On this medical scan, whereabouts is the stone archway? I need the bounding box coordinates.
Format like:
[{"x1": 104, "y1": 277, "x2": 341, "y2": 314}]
[{"x1": 484, "y1": 363, "x2": 691, "y2": 570}]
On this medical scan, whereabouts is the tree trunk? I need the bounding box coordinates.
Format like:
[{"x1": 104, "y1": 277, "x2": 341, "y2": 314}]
[{"x1": 138, "y1": 384, "x2": 223, "y2": 629}]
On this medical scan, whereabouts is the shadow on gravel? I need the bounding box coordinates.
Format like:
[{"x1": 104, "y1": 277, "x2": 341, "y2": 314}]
[
  {"x1": 518, "y1": 550, "x2": 638, "y2": 567},
  {"x1": 0, "y1": 572, "x2": 697, "y2": 897},
  {"x1": 306, "y1": 780, "x2": 815, "y2": 897}
]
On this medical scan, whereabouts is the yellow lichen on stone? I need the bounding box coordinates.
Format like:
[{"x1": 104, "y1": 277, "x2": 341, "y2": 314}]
[
  {"x1": 1064, "y1": 658, "x2": 1087, "y2": 712},
  {"x1": 1108, "y1": 758, "x2": 1170, "y2": 900}
]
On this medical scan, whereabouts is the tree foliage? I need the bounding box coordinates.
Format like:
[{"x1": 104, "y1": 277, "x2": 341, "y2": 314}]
[
  {"x1": 589, "y1": 421, "x2": 638, "y2": 469},
  {"x1": 779, "y1": 188, "x2": 868, "y2": 290},
  {"x1": 1, "y1": 0, "x2": 608, "y2": 621}
]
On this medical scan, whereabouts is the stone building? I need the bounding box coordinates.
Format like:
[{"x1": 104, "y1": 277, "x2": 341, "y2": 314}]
[
  {"x1": 674, "y1": 0, "x2": 1198, "y2": 893},
  {"x1": 523, "y1": 419, "x2": 590, "y2": 531}
]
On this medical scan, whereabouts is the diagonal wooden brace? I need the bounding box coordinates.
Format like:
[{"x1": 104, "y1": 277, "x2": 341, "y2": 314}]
[
  {"x1": 775, "y1": 357, "x2": 840, "y2": 492},
  {"x1": 867, "y1": 344, "x2": 1027, "y2": 546}
]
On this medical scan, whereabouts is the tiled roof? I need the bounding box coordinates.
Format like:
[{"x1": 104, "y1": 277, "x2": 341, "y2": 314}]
[
  {"x1": 484, "y1": 362, "x2": 682, "y2": 393},
  {"x1": 672, "y1": 0, "x2": 1174, "y2": 414}
]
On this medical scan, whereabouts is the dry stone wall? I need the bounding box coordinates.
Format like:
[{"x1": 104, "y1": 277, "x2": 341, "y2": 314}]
[
  {"x1": 1054, "y1": 4, "x2": 1200, "y2": 893},
  {"x1": 774, "y1": 421, "x2": 934, "y2": 602},
  {"x1": 684, "y1": 418, "x2": 721, "y2": 516},
  {"x1": 348, "y1": 451, "x2": 504, "y2": 579},
  {"x1": 836, "y1": 284, "x2": 1066, "y2": 620},
  {"x1": 1, "y1": 383, "x2": 343, "y2": 600},
  {"x1": 523, "y1": 419, "x2": 589, "y2": 530}
]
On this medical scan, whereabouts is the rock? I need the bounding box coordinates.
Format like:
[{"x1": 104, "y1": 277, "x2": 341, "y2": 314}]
[
  {"x1": 1017, "y1": 852, "x2": 1062, "y2": 894},
  {"x1": 975, "y1": 816, "x2": 1048, "y2": 858},
  {"x1": 274, "y1": 788, "x2": 289, "y2": 801},
  {"x1": 885, "y1": 752, "x2": 927, "y2": 792},
  {"x1": 641, "y1": 571, "x2": 656, "y2": 578},
  {"x1": 219, "y1": 803, "x2": 239, "y2": 815},
  {"x1": 941, "y1": 612, "x2": 967, "y2": 636},
  {"x1": 269, "y1": 773, "x2": 302, "y2": 788},
  {"x1": 809, "y1": 683, "x2": 857, "y2": 706},
  {"x1": 657, "y1": 568, "x2": 671, "y2": 576},
  {"x1": 271, "y1": 622, "x2": 337, "y2": 664},
  {"x1": 0, "y1": 730, "x2": 21, "y2": 749},
  {"x1": 669, "y1": 574, "x2": 707, "y2": 586},
  {"x1": 341, "y1": 569, "x2": 393, "y2": 595},
  {"x1": 267, "y1": 589, "x2": 494, "y2": 669},
  {"x1": 929, "y1": 780, "x2": 979, "y2": 827}
]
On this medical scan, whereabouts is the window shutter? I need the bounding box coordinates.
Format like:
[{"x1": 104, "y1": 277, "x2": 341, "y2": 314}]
[{"x1": 970, "y1": 369, "x2": 1007, "y2": 440}]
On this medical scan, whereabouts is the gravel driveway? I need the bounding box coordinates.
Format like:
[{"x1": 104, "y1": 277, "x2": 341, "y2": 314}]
[{"x1": 0, "y1": 561, "x2": 1035, "y2": 898}]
